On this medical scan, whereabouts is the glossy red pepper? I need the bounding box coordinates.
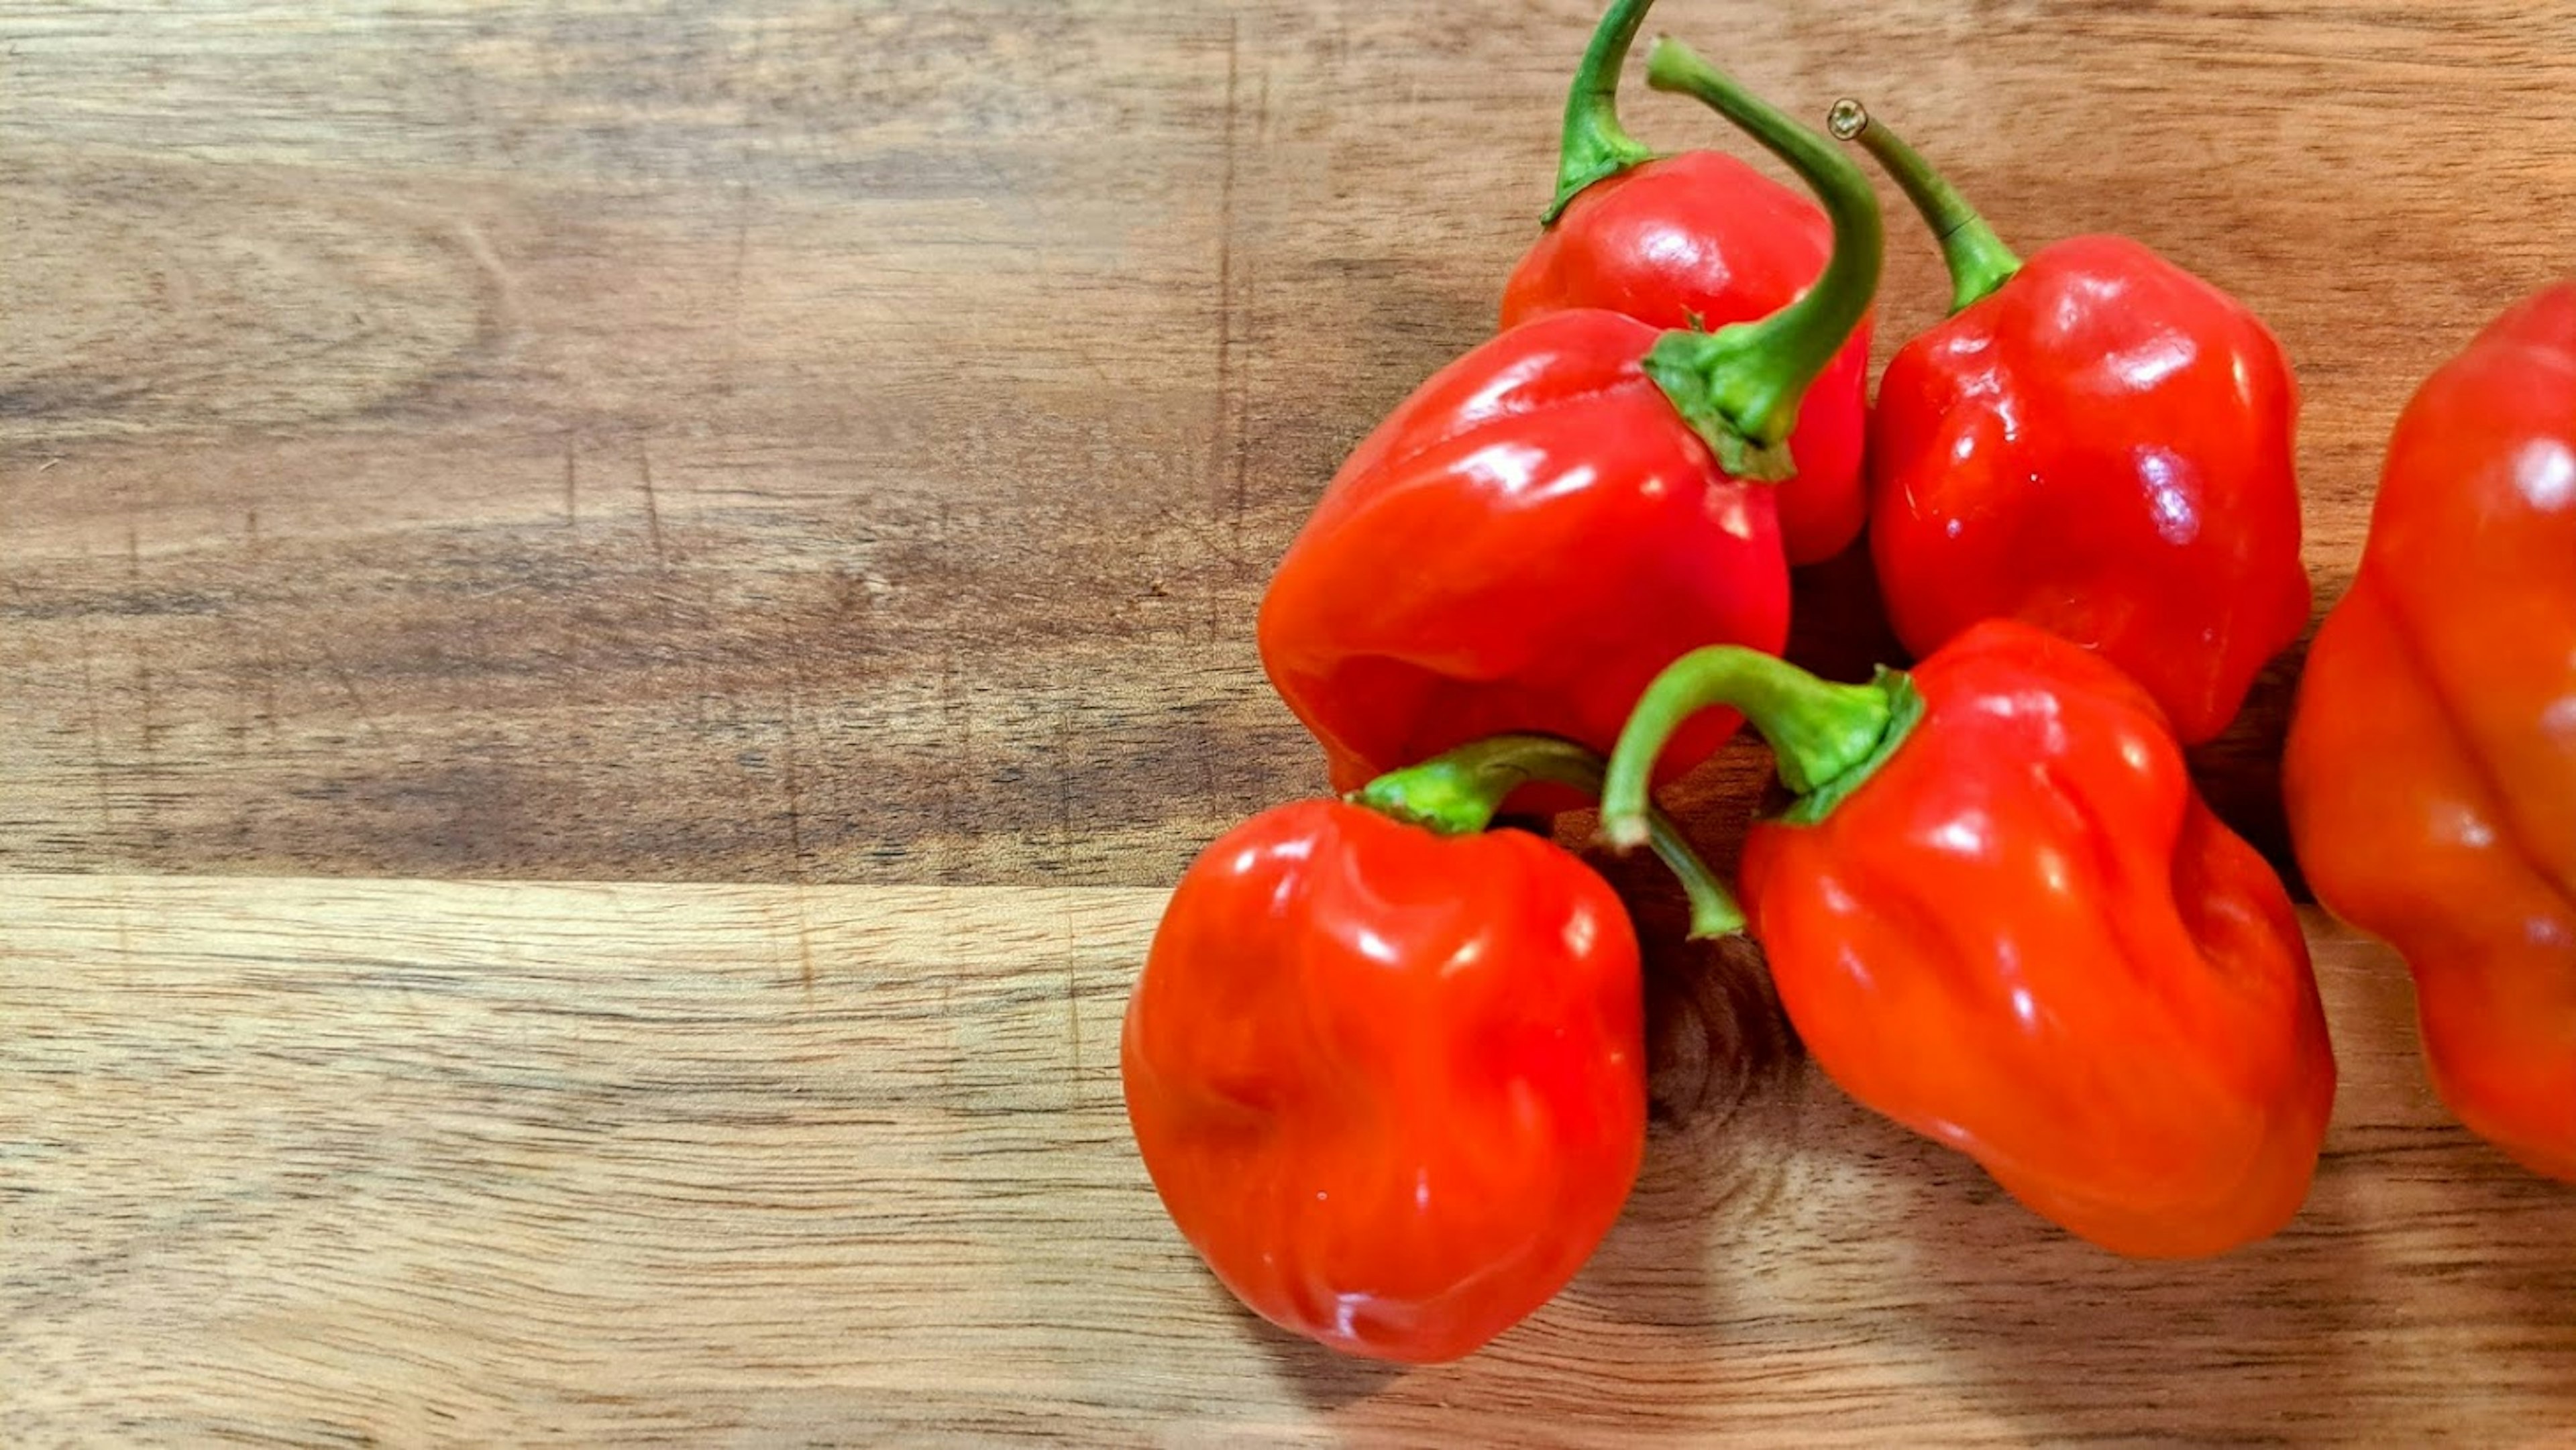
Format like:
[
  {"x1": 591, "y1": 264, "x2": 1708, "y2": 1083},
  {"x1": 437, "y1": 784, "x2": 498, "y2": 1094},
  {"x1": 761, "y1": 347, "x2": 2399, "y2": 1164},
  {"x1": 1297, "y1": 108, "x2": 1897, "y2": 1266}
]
[
  {"x1": 2283, "y1": 282, "x2": 2576, "y2": 1182},
  {"x1": 1499, "y1": 0, "x2": 1874, "y2": 564},
  {"x1": 1601, "y1": 618, "x2": 2337, "y2": 1257},
  {"x1": 1122, "y1": 736, "x2": 1734, "y2": 1363},
  {"x1": 1258, "y1": 42, "x2": 1881, "y2": 797},
  {"x1": 1838, "y1": 103, "x2": 2311, "y2": 744}
]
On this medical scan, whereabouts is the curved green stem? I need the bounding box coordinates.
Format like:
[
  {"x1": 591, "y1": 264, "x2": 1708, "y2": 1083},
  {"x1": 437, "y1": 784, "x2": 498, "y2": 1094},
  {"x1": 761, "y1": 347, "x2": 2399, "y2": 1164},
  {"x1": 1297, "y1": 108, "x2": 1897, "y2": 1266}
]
[
  {"x1": 1638, "y1": 40, "x2": 1883, "y2": 483},
  {"x1": 1543, "y1": 0, "x2": 1660, "y2": 225},
  {"x1": 1599, "y1": 650, "x2": 1923, "y2": 851},
  {"x1": 1827, "y1": 98, "x2": 2021, "y2": 313},
  {"x1": 1354, "y1": 734, "x2": 1743, "y2": 939}
]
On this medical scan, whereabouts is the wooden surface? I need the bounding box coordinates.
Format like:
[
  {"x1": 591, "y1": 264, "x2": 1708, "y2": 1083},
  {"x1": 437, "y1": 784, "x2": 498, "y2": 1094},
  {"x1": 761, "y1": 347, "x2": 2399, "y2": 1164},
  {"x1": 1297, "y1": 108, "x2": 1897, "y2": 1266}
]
[
  {"x1": 4, "y1": 877, "x2": 2573, "y2": 1445},
  {"x1": 7, "y1": 1, "x2": 2576, "y2": 1443}
]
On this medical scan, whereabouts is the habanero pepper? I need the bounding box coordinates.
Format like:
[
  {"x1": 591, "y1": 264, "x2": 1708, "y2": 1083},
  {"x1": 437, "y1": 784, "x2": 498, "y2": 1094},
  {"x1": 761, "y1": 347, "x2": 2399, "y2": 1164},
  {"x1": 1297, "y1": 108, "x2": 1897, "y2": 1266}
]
[
  {"x1": 1122, "y1": 736, "x2": 1736, "y2": 1363},
  {"x1": 1600, "y1": 618, "x2": 2337, "y2": 1258},
  {"x1": 1501, "y1": 0, "x2": 1874, "y2": 564},
  {"x1": 2283, "y1": 282, "x2": 2576, "y2": 1183},
  {"x1": 1258, "y1": 40, "x2": 1882, "y2": 799},
  {"x1": 1833, "y1": 102, "x2": 2311, "y2": 745}
]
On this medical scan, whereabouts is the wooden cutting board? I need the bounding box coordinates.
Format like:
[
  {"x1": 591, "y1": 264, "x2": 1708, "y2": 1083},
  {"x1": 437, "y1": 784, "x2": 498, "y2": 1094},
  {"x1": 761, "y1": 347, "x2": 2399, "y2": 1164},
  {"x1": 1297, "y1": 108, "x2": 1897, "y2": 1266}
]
[{"x1": 5, "y1": 0, "x2": 2573, "y2": 1441}]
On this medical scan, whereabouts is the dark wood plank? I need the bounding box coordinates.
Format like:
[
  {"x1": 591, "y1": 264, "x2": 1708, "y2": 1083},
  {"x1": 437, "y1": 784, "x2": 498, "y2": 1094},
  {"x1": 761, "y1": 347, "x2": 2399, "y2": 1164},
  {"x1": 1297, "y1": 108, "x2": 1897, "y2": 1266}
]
[{"x1": 5, "y1": 1, "x2": 2573, "y2": 885}]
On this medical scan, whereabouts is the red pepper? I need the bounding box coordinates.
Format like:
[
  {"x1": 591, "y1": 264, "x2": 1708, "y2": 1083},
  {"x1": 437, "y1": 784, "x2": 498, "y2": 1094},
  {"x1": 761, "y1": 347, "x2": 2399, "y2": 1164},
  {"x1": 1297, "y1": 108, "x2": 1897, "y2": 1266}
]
[
  {"x1": 1122, "y1": 736, "x2": 1734, "y2": 1363},
  {"x1": 2283, "y1": 282, "x2": 2576, "y2": 1182},
  {"x1": 1837, "y1": 103, "x2": 2311, "y2": 745},
  {"x1": 1258, "y1": 41, "x2": 1881, "y2": 797},
  {"x1": 1499, "y1": 0, "x2": 1874, "y2": 565},
  {"x1": 1601, "y1": 618, "x2": 2336, "y2": 1257}
]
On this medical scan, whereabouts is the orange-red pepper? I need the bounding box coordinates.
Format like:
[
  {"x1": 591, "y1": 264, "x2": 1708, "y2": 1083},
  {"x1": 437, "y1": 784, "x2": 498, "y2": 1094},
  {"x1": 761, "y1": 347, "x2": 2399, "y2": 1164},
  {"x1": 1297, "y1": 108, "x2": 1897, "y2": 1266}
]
[
  {"x1": 2283, "y1": 282, "x2": 2576, "y2": 1182},
  {"x1": 1122, "y1": 736, "x2": 1732, "y2": 1362},
  {"x1": 1500, "y1": 0, "x2": 1874, "y2": 564},
  {"x1": 1838, "y1": 104, "x2": 2310, "y2": 744},
  {"x1": 1602, "y1": 619, "x2": 2337, "y2": 1257},
  {"x1": 1257, "y1": 42, "x2": 1880, "y2": 797}
]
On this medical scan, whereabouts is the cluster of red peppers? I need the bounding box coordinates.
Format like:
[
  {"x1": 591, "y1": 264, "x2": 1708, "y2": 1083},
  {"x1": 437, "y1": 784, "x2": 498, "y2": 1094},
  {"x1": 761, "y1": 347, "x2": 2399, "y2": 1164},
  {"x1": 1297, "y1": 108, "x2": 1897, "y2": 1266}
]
[{"x1": 1122, "y1": 0, "x2": 2575, "y2": 1366}]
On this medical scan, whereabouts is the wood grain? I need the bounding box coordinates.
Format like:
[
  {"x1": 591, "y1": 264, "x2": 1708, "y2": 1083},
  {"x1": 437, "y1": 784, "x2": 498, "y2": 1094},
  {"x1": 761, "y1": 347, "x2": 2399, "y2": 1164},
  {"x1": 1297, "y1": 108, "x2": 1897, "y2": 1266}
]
[
  {"x1": 6, "y1": 1, "x2": 2575, "y2": 886},
  {"x1": 10, "y1": 9, "x2": 2575, "y2": 1438},
  {"x1": 4, "y1": 875, "x2": 2573, "y2": 1445}
]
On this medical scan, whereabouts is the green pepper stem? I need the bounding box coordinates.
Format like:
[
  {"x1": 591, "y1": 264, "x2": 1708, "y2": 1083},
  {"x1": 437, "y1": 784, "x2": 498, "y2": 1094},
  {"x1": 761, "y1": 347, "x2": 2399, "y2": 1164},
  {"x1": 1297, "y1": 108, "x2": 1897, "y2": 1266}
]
[
  {"x1": 1354, "y1": 734, "x2": 1744, "y2": 939},
  {"x1": 1637, "y1": 40, "x2": 1883, "y2": 483},
  {"x1": 1600, "y1": 650, "x2": 1923, "y2": 850},
  {"x1": 1543, "y1": 0, "x2": 1660, "y2": 225},
  {"x1": 1826, "y1": 99, "x2": 2021, "y2": 314}
]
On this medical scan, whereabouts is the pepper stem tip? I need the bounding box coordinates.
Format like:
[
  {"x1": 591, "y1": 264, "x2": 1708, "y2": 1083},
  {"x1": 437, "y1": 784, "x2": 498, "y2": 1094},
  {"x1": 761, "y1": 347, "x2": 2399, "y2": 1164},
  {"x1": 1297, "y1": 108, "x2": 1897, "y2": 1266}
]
[{"x1": 1827, "y1": 99, "x2": 2021, "y2": 313}]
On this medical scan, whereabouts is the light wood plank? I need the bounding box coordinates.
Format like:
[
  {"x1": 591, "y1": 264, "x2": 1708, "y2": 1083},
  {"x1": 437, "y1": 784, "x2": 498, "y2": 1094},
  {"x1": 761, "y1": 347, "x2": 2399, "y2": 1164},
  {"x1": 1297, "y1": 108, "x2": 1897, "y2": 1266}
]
[{"x1": 5, "y1": 877, "x2": 2571, "y2": 1443}]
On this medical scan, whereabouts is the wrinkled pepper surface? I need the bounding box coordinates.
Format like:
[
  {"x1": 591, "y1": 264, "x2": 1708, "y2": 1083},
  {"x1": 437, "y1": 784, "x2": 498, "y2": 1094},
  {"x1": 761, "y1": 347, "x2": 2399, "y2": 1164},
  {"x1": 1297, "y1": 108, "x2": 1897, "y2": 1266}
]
[
  {"x1": 1501, "y1": 0, "x2": 1874, "y2": 564},
  {"x1": 1841, "y1": 103, "x2": 2310, "y2": 744},
  {"x1": 1602, "y1": 618, "x2": 2337, "y2": 1257},
  {"x1": 2283, "y1": 282, "x2": 2576, "y2": 1182},
  {"x1": 1122, "y1": 736, "x2": 1733, "y2": 1363},
  {"x1": 1259, "y1": 41, "x2": 1881, "y2": 797}
]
